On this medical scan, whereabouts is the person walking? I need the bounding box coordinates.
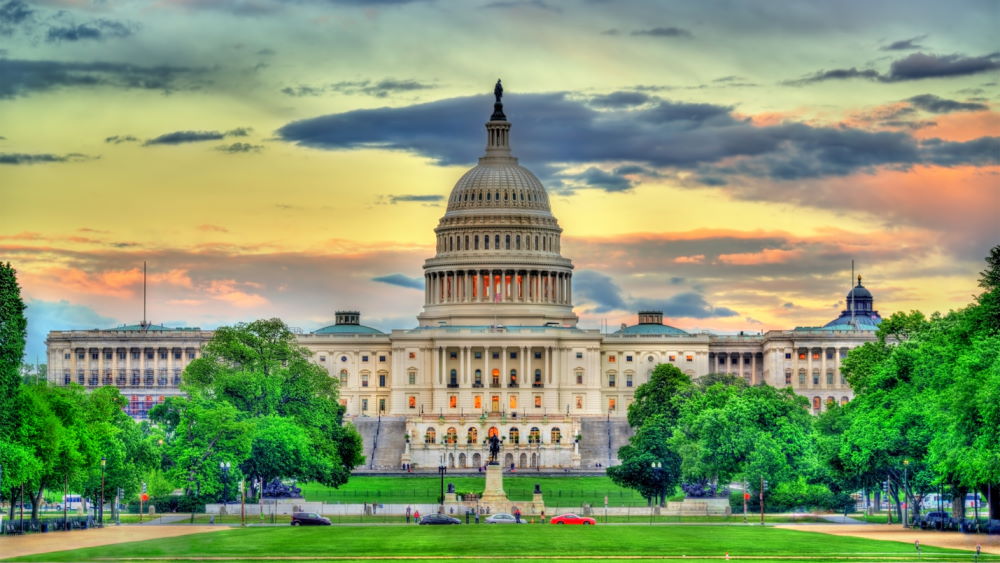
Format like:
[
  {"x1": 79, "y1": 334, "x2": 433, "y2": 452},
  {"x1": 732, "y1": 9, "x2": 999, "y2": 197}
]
[
  {"x1": 405, "y1": 506, "x2": 411, "y2": 523},
  {"x1": 514, "y1": 508, "x2": 521, "y2": 523},
  {"x1": 413, "y1": 509, "x2": 420, "y2": 524}
]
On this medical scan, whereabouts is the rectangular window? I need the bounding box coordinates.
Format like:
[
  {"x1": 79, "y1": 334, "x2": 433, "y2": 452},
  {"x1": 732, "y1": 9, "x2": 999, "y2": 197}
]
[
  {"x1": 379, "y1": 398, "x2": 386, "y2": 413},
  {"x1": 575, "y1": 396, "x2": 583, "y2": 409},
  {"x1": 826, "y1": 372, "x2": 834, "y2": 384},
  {"x1": 534, "y1": 351, "x2": 542, "y2": 359},
  {"x1": 474, "y1": 396, "x2": 482, "y2": 409},
  {"x1": 785, "y1": 352, "x2": 792, "y2": 359},
  {"x1": 449, "y1": 395, "x2": 457, "y2": 408},
  {"x1": 320, "y1": 356, "x2": 326, "y2": 362},
  {"x1": 510, "y1": 351, "x2": 517, "y2": 359},
  {"x1": 408, "y1": 372, "x2": 416, "y2": 384},
  {"x1": 812, "y1": 352, "x2": 820, "y2": 360},
  {"x1": 813, "y1": 374, "x2": 820, "y2": 385},
  {"x1": 608, "y1": 398, "x2": 616, "y2": 411},
  {"x1": 450, "y1": 352, "x2": 457, "y2": 359},
  {"x1": 576, "y1": 372, "x2": 583, "y2": 384},
  {"x1": 785, "y1": 373, "x2": 792, "y2": 385},
  {"x1": 669, "y1": 355, "x2": 676, "y2": 362},
  {"x1": 378, "y1": 374, "x2": 386, "y2": 387},
  {"x1": 625, "y1": 355, "x2": 633, "y2": 362},
  {"x1": 173, "y1": 352, "x2": 181, "y2": 360},
  {"x1": 159, "y1": 351, "x2": 167, "y2": 359},
  {"x1": 492, "y1": 353, "x2": 500, "y2": 359},
  {"x1": 361, "y1": 398, "x2": 368, "y2": 411},
  {"x1": 187, "y1": 352, "x2": 195, "y2": 360},
  {"x1": 608, "y1": 355, "x2": 616, "y2": 363},
  {"x1": 626, "y1": 374, "x2": 633, "y2": 388},
  {"x1": 799, "y1": 373, "x2": 806, "y2": 385},
  {"x1": 840, "y1": 350, "x2": 848, "y2": 359},
  {"x1": 826, "y1": 351, "x2": 834, "y2": 360},
  {"x1": 608, "y1": 373, "x2": 616, "y2": 387},
  {"x1": 409, "y1": 352, "x2": 416, "y2": 359},
  {"x1": 509, "y1": 395, "x2": 517, "y2": 409},
  {"x1": 576, "y1": 352, "x2": 583, "y2": 359},
  {"x1": 799, "y1": 352, "x2": 807, "y2": 360},
  {"x1": 534, "y1": 395, "x2": 542, "y2": 408},
  {"x1": 719, "y1": 357, "x2": 726, "y2": 365},
  {"x1": 475, "y1": 351, "x2": 482, "y2": 359},
  {"x1": 64, "y1": 352, "x2": 71, "y2": 360},
  {"x1": 379, "y1": 355, "x2": 386, "y2": 362},
  {"x1": 361, "y1": 355, "x2": 368, "y2": 362},
  {"x1": 685, "y1": 355, "x2": 693, "y2": 362}
]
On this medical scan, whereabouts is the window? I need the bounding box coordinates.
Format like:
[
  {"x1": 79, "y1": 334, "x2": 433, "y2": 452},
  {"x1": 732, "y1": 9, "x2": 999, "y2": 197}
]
[
  {"x1": 551, "y1": 427, "x2": 562, "y2": 443},
  {"x1": 509, "y1": 427, "x2": 519, "y2": 444},
  {"x1": 77, "y1": 351, "x2": 85, "y2": 360},
  {"x1": 576, "y1": 352, "x2": 583, "y2": 359},
  {"x1": 450, "y1": 351, "x2": 458, "y2": 359},
  {"x1": 91, "y1": 352, "x2": 99, "y2": 360},
  {"x1": 799, "y1": 352, "x2": 807, "y2": 360},
  {"x1": 685, "y1": 355, "x2": 694, "y2": 362},
  {"x1": 534, "y1": 351, "x2": 542, "y2": 359},
  {"x1": 378, "y1": 374, "x2": 386, "y2": 387},
  {"x1": 361, "y1": 373, "x2": 369, "y2": 387},
  {"x1": 575, "y1": 396, "x2": 583, "y2": 409},
  {"x1": 174, "y1": 351, "x2": 181, "y2": 360},
  {"x1": 719, "y1": 357, "x2": 726, "y2": 365},
  {"x1": 798, "y1": 371, "x2": 806, "y2": 385},
  {"x1": 361, "y1": 398, "x2": 369, "y2": 411},
  {"x1": 492, "y1": 352, "x2": 500, "y2": 359},
  {"x1": 826, "y1": 351, "x2": 834, "y2": 360},
  {"x1": 467, "y1": 427, "x2": 478, "y2": 443},
  {"x1": 340, "y1": 370, "x2": 348, "y2": 384},
  {"x1": 187, "y1": 351, "x2": 195, "y2": 360},
  {"x1": 626, "y1": 355, "x2": 633, "y2": 362},
  {"x1": 492, "y1": 369, "x2": 500, "y2": 386},
  {"x1": 840, "y1": 396, "x2": 849, "y2": 405},
  {"x1": 626, "y1": 373, "x2": 633, "y2": 388},
  {"x1": 146, "y1": 351, "x2": 154, "y2": 360},
  {"x1": 362, "y1": 355, "x2": 369, "y2": 362},
  {"x1": 826, "y1": 371, "x2": 834, "y2": 385},
  {"x1": 64, "y1": 352, "x2": 71, "y2": 360},
  {"x1": 608, "y1": 398, "x2": 616, "y2": 411},
  {"x1": 341, "y1": 356, "x2": 348, "y2": 362},
  {"x1": 509, "y1": 369, "x2": 518, "y2": 386},
  {"x1": 379, "y1": 398, "x2": 386, "y2": 413},
  {"x1": 475, "y1": 351, "x2": 482, "y2": 359},
  {"x1": 474, "y1": 369, "x2": 483, "y2": 386},
  {"x1": 812, "y1": 397, "x2": 821, "y2": 411},
  {"x1": 485, "y1": 236, "x2": 490, "y2": 249},
  {"x1": 425, "y1": 428, "x2": 436, "y2": 443},
  {"x1": 510, "y1": 351, "x2": 517, "y2": 359},
  {"x1": 409, "y1": 352, "x2": 416, "y2": 359},
  {"x1": 812, "y1": 372, "x2": 820, "y2": 385},
  {"x1": 575, "y1": 370, "x2": 584, "y2": 384},
  {"x1": 785, "y1": 352, "x2": 792, "y2": 359},
  {"x1": 839, "y1": 350, "x2": 848, "y2": 359},
  {"x1": 509, "y1": 395, "x2": 518, "y2": 409},
  {"x1": 408, "y1": 396, "x2": 416, "y2": 409},
  {"x1": 533, "y1": 369, "x2": 542, "y2": 386},
  {"x1": 812, "y1": 352, "x2": 820, "y2": 360},
  {"x1": 379, "y1": 355, "x2": 386, "y2": 362},
  {"x1": 450, "y1": 369, "x2": 458, "y2": 386},
  {"x1": 408, "y1": 370, "x2": 416, "y2": 384},
  {"x1": 608, "y1": 355, "x2": 616, "y2": 363},
  {"x1": 159, "y1": 351, "x2": 167, "y2": 359},
  {"x1": 474, "y1": 395, "x2": 482, "y2": 409},
  {"x1": 529, "y1": 427, "x2": 541, "y2": 443},
  {"x1": 449, "y1": 395, "x2": 457, "y2": 408},
  {"x1": 608, "y1": 372, "x2": 616, "y2": 387},
  {"x1": 669, "y1": 355, "x2": 676, "y2": 362},
  {"x1": 320, "y1": 356, "x2": 326, "y2": 362},
  {"x1": 534, "y1": 395, "x2": 542, "y2": 408},
  {"x1": 785, "y1": 371, "x2": 792, "y2": 385}
]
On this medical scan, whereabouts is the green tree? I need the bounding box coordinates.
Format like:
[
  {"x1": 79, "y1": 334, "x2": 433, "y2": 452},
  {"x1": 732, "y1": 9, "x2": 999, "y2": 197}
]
[
  {"x1": 607, "y1": 414, "x2": 681, "y2": 505},
  {"x1": 0, "y1": 262, "x2": 27, "y2": 438},
  {"x1": 626, "y1": 364, "x2": 692, "y2": 428}
]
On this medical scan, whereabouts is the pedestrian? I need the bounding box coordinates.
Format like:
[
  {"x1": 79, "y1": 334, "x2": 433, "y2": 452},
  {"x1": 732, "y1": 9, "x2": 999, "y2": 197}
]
[
  {"x1": 475, "y1": 511, "x2": 480, "y2": 524},
  {"x1": 414, "y1": 509, "x2": 420, "y2": 524},
  {"x1": 406, "y1": 506, "x2": 411, "y2": 524},
  {"x1": 514, "y1": 508, "x2": 521, "y2": 523}
]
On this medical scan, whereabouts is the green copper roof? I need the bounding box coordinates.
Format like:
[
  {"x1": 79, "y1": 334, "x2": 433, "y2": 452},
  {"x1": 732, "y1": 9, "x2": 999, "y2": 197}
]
[
  {"x1": 614, "y1": 323, "x2": 688, "y2": 336},
  {"x1": 312, "y1": 324, "x2": 385, "y2": 335}
]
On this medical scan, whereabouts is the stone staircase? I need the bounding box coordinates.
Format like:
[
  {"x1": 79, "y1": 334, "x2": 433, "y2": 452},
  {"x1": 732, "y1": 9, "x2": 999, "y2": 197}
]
[
  {"x1": 577, "y1": 417, "x2": 634, "y2": 469},
  {"x1": 351, "y1": 416, "x2": 407, "y2": 471}
]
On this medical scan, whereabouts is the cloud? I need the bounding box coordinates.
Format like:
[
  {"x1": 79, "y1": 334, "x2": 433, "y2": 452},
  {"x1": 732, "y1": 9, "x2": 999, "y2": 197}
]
[
  {"x1": 633, "y1": 292, "x2": 738, "y2": 319},
  {"x1": 46, "y1": 19, "x2": 136, "y2": 42},
  {"x1": 383, "y1": 194, "x2": 444, "y2": 204},
  {"x1": 372, "y1": 274, "x2": 423, "y2": 290},
  {"x1": 0, "y1": 0, "x2": 31, "y2": 35},
  {"x1": 197, "y1": 224, "x2": 229, "y2": 233},
  {"x1": 882, "y1": 35, "x2": 926, "y2": 51},
  {"x1": 717, "y1": 248, "x2": 804, "y2": 265},
  {"x1": 144, "y1": 128, "x2": 250, "y2": 146},
  {"x1": 574, "y1": 270, "x2": 628, "y2": 313},
  {"x1": 0, "y1": 152, "x2": 94, "y2": 164},
  {"x1": 631, "y1": 27, "x2": 693, "y2": 38},
  {"x1": 574, "y1": 270, "x2": 737, "y2": 319},
  {"x1": 217, "y1": 142, "x2": 262, "y2": 153},
  {"x1": 560, "y1": 167, "x2": 635, "y2": 192},
  {"x1": 104, "y1": 135, "x2": 139, "y2": 144},
  {"x1": 906, "y1": 94, "x2": 989, "y2": 113},
  {"x1": 282, "y1": 78, "x2": 434, "y2": 98},
  {"x1": 589, "y1": 91, "x2": 651, "y2": 108},
  {"x1": 791, "y1": 52, "x2": 1000, "y2": 84},
  {"x1": 483, "y1": 0, "x2": 560, "y2": 12},
  {"x1": 0, "y1": 58, "x2": 202, "y2": 99},
  {"x1": 23, "y1": 299, "x2": 118, "y2": 361}
]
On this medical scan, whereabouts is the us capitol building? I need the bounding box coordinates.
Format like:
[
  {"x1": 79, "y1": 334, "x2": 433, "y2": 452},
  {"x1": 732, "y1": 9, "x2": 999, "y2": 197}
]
[{"x1": 46, "y1": 84, "x2": 883, "y2": 470}]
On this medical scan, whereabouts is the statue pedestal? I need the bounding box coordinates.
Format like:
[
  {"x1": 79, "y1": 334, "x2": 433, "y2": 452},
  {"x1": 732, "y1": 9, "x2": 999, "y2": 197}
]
[{"x1": 480, "y1": 463, "x2": 511, "y2": 513}]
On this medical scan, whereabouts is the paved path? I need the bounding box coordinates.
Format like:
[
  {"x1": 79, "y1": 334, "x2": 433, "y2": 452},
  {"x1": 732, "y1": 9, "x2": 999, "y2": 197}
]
[
  {"x1": 0, "y1": 525, "x2": 226, "y2": 559},
  {"x1": 776, "y1": 523, "x2": 1000, "y2": 555},
  {"x1": 817, "y1": 514, "x2": 868, "y2": 524}
]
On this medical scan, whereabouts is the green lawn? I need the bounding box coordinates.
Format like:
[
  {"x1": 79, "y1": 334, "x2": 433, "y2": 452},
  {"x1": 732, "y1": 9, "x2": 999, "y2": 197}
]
[
  {"x1": 300, "y1": 475, "x2": 649, "y2": 505},
  {"x1": 7, "y1": 524, "x2": 988, "y2": 563}
]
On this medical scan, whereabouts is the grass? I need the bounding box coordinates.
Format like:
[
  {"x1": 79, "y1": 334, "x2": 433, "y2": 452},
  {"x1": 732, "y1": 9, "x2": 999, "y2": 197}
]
[
  {"x1": 300, "y1": 475, "x2": 649, "y2": 505},
  {"x1": 170, "y1": 513, "x2": 831, "y2": 525},
  {"x1": 6, "y1": 524, "x2": 987, "y2": 563}
]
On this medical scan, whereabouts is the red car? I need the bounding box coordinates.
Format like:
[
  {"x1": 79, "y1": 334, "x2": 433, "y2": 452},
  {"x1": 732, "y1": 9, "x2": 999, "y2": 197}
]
[{"x1": 549, "y1": 513, "x2": 596, "y2": 525}]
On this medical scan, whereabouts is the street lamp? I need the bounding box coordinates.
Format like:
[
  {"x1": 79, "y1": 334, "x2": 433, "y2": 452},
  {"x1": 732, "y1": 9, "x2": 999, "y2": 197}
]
[
  {"x1": 220, "y1": 461, "x2": 231, "y2": 516},
  {"x1": 903, "y1": 460, "x2": 910, "y2": 528},
  {"x1": 438, "y1": 455, "x2": 447, "y2": 511},
  {"x1": 649, "y1": 461, "x2": 662, "y2": 525},
  {"x1": 99, "y1": 456, "x2": 106, "y2": 528}
]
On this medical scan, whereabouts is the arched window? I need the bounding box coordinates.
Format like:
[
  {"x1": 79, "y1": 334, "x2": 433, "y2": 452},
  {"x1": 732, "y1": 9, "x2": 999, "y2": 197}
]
[
  {"x1": 529, "y1": 427, "x2": 541, "y2": 444},
  {"x1": 516, "y1": 235, "x2": 521, "y2": 249},
  {"x1": 446, "y1": 427, "x2": 458, "y2": 444},
  {"x1": 784, "y1": 370, "x2": 792, "y2": 386},
  {"x1": 825, "y1": 396, "x2": 835, "y2": 406},
  {"x1": 551, "y1": 427, "x2": 561, "y2": 443},
  {"x1": 425, "y1": 427, "x2": 436, "y2": 444},
  {"x1": 812, "y1": 397, "x2": 821, "y2": 411},
  {"x1": 408, "y1": 369, "x2": 417, "y2": 385},
  {"x1": 488, "y1": 426, "x2": 499, "y2": 438},
  {"x1": 505, "y1": 234, "x2": 511, "y2": 249},
  {"x1": 467, "y1": 427, "x2": 478, "y2": 443},
  {"x1": 509, "y1": 427, "x2": 520, "y2": 444},
  {"x1": 534, "y1": 235, "x2": 539, "y2": 249},
  {"x1": 543, "y1": 237, "x2": 547, "y2": 251},
  {"x1": 486, "y1": 192, "x2": 491, "y2": 201},
  {"x1": 339, "y1": 370, "x2": 348, "y2": 384},
  {"x1": 475, "y1": 369, "x2": 482, "y2": 386},
  {"x1": 492, "y1": 368, "x2": 500, "y2": 386},
  {"x1": 798, "y1": 369, "x2": 806, "y2": 385},
  {"x1": 361, "y1": 372, "x2": 370, "y2": 387},
  {"x1": 464, "y1": 235, "x2": 469, "y2": 250},
  {"x1": 840, "y1": 396, "x2": 849, "y2": 405}
]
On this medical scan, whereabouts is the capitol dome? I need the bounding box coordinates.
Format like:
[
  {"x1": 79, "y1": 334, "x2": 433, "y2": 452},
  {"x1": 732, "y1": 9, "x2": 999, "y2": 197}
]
[
  {"x1": 823, "y1": 275, "x2": 881, "y2": 330},
  {"x1": 418, "y1": 81, "x2": 576, "y2": 328}
]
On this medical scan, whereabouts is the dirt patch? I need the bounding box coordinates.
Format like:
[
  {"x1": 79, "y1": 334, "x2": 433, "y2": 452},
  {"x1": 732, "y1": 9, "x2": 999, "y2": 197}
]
[
  {"x1": 0, "y1": 524, "x2": 226, "y2": 559},
  {"x1": 776, "y1": 523, "x2": 1000, "y2": 555}
]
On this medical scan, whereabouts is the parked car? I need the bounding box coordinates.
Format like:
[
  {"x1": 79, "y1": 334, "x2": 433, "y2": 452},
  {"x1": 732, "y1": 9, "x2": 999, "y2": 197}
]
[
  {"x1": 418, "y1": 513, "x2": 461, "y2": 525},
  {"x1": 917, "y1": 511, "x2": 951, "y2": 530},
  {"x1": 291, "y1": 512, "x2": 331, "y2": 526},
  {"x1": 485, "y1": 512, "x2": 524, "y2": 524},
  {"x1": 549, "y1": 513, "x2": 596, "y2": 525}
]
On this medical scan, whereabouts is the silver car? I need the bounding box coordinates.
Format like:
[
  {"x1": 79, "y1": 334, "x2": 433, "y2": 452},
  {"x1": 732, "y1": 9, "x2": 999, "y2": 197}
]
[{"x1": 485, "y1": 512, "x2": 525, "y2": 524}]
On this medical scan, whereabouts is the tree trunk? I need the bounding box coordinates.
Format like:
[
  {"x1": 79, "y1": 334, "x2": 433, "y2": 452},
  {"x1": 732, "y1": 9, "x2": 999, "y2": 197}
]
[
  {"x1": 987, "y1": 484, "x2": 1000, "y2": 520},
  {"x1": 952, "y1": 484, "x2": 967, "y2": 521},
  {"x1": 31, "y1": 484, "x2": 43, "y2": 521},
  {"x1": 7, "y1": 487, "x2": 15, "y2": 521}
]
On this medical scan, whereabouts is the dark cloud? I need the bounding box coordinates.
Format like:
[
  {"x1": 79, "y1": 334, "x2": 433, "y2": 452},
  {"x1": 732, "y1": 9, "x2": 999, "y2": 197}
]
[
  {"x1": 104, "y1": 135, "x2": 138, "y2": 144},
  {"x1": 0, "y1": 0, "x2": 32, "y2": 35},
  {"x1": 484, "y1": 0, "x2": 561, "y2": 12},
  {"x1": 372, "y1": 274, "x2": 423, "y2": 290},
  {"x1": 0, "y1": 152, "x2": 93, "y2": 164},
  {"x1": 907, "y1": 94, "x2": 989, "y2": 113},
  {"x1": 144, "y1": 128, "x2": 250, "y2": 146},
  {"x1": 0, "y1": 58, "x2": 202, "y2": 99},
  {"x1": 791, "y1": 52, "x2": 1000, "y2": 84},
  {"x1": 217, "y1": 142, "x2": 262, "y2": 153},
  {"x1": 277, "y1": 92, "x2": 995, "y2": 189},
  {"x1": 634, "y1": 293, "x2": 738, "y2": 319},
  {"x1": 283, "y1": 78, "x2": 434, "y2": 98},
  {"x1": 24, "y1": 299, "x2": 117, "y2": 361},
  {"x1": 46, "y1": 19, "x2": 135, "y2": 42},
  {"x1": 386, "y1": 194, "x2": 444, "y2": 204},
  {"x1": 783, "y1": 302, "x2": 795, "y2": 308},
  {"x1": 919, "y1": 137, "x2": 1000, "y2": 167},
  {"x1": 589, "y1": 91, "x2": 651, "y2": 108},
  {"x1": 882, "y1": 35, "x2": 926, "y2": 51},
  {"x1": 561, "y1": 167, "x2": 635, "y2": 192},
  {"x1": 573, "y1": 270, "x2": 628, "y2": 313},
  {"x1": 631, "y1": 27, "x2": 693, "y2": 38},
  {"x1": 600, "y1": 29, "x2": 620, "y2": 36}
]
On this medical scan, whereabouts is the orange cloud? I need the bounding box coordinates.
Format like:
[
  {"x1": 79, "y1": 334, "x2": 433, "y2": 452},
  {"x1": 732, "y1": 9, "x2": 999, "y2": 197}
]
[
  {"x1": 717, "y1": 248, "x2": 804, "y2": 265},
  {"x1": 913, "y1": 111, "x2": 1000, "y2": 142},
  {"x1": 205, "y1": 280, "x2": 269, "y2": 308},
  {"x1": 673, "y1": 255, "x2": 705, "y2": 264}
]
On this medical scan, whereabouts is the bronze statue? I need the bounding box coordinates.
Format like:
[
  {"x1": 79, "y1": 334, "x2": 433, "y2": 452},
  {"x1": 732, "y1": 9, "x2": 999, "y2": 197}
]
[
  {"x1": 494, "y1": 79, "x2": 503, "y2": 103},
  {"x1": 487, "y1": 434, "x2": 501, "y2": 464}
]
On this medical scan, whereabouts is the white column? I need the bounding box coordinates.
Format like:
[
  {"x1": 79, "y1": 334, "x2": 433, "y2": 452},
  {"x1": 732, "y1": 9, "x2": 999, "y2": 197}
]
[{"x1": 501, "y1": 346, "x2": 507, "y2": 386}]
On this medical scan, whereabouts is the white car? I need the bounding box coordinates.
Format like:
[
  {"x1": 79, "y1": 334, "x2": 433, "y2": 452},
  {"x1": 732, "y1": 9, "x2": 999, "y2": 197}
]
[{"x1": 485, "y1": 512, "x2": 525, "y2": 524}]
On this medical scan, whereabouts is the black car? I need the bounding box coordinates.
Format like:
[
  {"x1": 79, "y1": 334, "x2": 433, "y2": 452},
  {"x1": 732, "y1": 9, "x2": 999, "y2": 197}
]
[
  {"x1": 418, "y1": 513, "x2": 461, "y2": 525},
  {"x1": 291, "y1": 512, "x2": 332, "y2": 526},
  {"x1": 917, "y1": 511, "x2": 951, "y2": 530}
]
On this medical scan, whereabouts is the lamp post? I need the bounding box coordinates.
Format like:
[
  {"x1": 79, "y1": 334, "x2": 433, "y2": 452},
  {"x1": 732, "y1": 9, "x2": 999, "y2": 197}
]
[
  {"x1": 219, "y1": 461, "x2": 231, "y2": 516},
  {"x1": 649, "y1": 461, "x2": 662, "y2": 525},
  {"x1": 99, "y1": 456, "x2": 106, "y2": 528},
  {"x1": 438, "y1": 455, "x2": 447, "y2": 511},
  {"x1": 902, "y1": 460, "x2": 910, "y2": 528}
]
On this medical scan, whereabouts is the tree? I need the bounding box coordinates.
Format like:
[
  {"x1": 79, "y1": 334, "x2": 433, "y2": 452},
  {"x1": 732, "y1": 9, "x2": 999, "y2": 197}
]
[
  {"x1": 607, "y1": 414, "x2": 681, "y2": 506},
  {"x1": 0, "y1": 262, "x2": 27, "y2": 438},
  {"x1": 626, "y1": 364, "x2": 692, "y2": 428}
]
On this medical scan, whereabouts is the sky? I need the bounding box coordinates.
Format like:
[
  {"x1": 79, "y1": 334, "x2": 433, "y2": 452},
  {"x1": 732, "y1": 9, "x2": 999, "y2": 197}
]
[{"x1": 2, "y1": 0, "x2": 998, "y2": 363}]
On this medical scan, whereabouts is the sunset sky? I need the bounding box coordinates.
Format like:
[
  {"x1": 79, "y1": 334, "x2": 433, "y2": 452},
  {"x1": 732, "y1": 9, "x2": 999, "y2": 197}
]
[{"x1": 2, "y1": 0, "x2": 998, "y2": 362}]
